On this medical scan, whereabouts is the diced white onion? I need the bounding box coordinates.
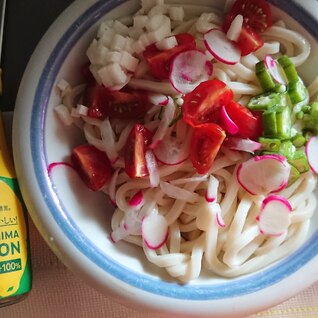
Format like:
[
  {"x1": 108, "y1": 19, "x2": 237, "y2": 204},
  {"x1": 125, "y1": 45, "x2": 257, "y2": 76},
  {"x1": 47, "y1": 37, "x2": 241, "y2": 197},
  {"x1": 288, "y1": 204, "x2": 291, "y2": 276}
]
[
  {"x1": 156, "y1": 35, "x2": 178, "y2": 50},
  {"x1": 168, "y1": 6, "x2": 184, "y2": 22}
]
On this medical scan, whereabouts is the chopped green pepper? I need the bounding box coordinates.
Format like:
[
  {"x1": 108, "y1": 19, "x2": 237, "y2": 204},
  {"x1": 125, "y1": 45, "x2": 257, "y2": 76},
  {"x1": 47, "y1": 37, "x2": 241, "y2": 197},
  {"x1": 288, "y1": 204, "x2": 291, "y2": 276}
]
[
  {"x1": 255, "y1": 61, "x2": 276, "y2": 91},
  {"x1": 278, "y1": 55, "x2": 299, "y2": 82},
  {"x1": 287, "y1": 80, "x2": 308, "y2": 104},
  {"x1": 288, "y1": 150, "x2": 310, "y2": 173},
  {"x1": 288, "y1": 164, "x2": 300, "y2": 186},
  {"x1": 258, "y1": 137, "x2": 281, "y2": 152}
]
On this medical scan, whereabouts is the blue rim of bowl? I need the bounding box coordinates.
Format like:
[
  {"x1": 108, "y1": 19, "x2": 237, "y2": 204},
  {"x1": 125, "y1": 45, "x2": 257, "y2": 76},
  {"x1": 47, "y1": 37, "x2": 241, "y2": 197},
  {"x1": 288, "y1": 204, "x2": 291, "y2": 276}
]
[{"x1": 30, "y1": 0, "x2": 318, "y2": 300}]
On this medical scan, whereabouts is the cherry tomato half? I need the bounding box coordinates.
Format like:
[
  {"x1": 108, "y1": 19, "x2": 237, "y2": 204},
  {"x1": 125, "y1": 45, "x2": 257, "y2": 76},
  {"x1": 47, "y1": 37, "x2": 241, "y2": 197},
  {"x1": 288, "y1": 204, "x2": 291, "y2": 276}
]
[
  {"x1": 71, "y1": 145, "x2": 113, "y2": 191},
  {"x1": 182, "y1": 80, "x2": 234, "y2": 127},
  {"x1": 124, "y1": 124, "x2": 153, "y2": 178},
  {"x1": 223, "y1": 0, "x2": 272, "y2": 33},
  {"x1": 143, "y1": 33, "x2": 196, "y2": 80},
  {"x1": 224, "y1": 100, "x2": 262, "y2": 140},
  {"x1": 191, "y1": 123, "x2": 226, "y2": 174},
  {"x1": 237, "y1": 26, "x2": 264, "y2": 56},
  {"x1": 84, "y1": 84, "x2": 150, "y2": 120}
]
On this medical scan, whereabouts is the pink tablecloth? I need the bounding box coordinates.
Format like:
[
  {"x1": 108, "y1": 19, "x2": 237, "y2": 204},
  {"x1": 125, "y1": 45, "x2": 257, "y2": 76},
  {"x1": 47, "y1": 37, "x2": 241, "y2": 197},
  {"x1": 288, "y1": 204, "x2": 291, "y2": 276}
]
[{"x1": 1, "y1": 112, "x2": 318, "y2": 318}]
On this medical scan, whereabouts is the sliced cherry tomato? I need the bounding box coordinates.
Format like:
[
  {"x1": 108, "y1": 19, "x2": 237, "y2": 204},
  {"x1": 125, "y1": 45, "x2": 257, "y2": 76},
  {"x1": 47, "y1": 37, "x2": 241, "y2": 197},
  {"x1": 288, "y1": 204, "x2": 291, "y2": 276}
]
[
  {"x1": 124, "y1": 124, "x2": 153, "y2": 178},
  {"x1": 143, "y1": 33, "x2": 196, "y2": 80},
  {"x1": 84, "y1": 84, "x2": 150, "y2": 120},
  {"x1": 224, "y1": 100, "x2": 262, "y2": 140},
  {"x1": 237, "y1": 26, "x2": 264, "y2": 56},
  {"x1": 191, "y1": 123, "x2": 226, "y2": 174},
  {"x1": 223, "y1": 0, "x2": 272, "y2": 33},
  {"x1": 71, "y1": 144, "x2": 113, "y2": 191},
  {"x1": 182, "y1": 80, "x2": 234, "y2": 127}
]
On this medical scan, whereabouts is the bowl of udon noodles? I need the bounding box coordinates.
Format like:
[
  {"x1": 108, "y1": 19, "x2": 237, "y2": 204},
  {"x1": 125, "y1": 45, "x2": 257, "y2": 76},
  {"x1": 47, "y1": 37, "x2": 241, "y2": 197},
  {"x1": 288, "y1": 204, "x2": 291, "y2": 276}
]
[{"x1": 13, "y1": 0, "x2": 318, "y2": 317}]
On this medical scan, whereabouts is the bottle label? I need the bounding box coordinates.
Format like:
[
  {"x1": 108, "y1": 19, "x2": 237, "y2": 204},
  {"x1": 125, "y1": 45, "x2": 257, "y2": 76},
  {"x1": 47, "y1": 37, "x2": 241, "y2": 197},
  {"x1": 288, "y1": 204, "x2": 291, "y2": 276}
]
[{"x1": 0, "y1": 177, "x2": 32, "y2": 299}]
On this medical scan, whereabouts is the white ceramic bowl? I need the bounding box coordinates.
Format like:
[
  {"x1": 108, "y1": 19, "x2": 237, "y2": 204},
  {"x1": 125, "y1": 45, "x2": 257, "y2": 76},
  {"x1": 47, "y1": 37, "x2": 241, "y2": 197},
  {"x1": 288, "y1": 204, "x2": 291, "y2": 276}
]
[{"x1": 12, "y1": 1, "x2": 318, "y2": 317}]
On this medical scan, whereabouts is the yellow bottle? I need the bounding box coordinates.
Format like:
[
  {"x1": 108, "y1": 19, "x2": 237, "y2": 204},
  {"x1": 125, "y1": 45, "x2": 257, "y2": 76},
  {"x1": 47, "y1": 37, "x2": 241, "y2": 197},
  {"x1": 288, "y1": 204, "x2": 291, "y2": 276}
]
[{"x1": 0, "y1": 113, "x2": 32, "y2": 306}]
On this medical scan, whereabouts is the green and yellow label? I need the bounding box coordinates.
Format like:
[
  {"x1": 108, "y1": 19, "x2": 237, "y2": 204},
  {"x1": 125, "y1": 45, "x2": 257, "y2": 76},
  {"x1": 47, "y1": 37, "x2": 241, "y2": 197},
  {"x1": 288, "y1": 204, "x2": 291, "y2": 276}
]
[{"x1": 0, "y1": 177, "x2": 32, "y2": 298}]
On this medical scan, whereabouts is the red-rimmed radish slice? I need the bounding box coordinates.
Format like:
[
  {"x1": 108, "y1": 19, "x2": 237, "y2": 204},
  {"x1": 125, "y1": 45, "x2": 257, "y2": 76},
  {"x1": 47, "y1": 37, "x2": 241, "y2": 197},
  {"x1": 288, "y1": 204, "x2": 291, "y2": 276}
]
[
  {"x1": 145, "y1": 150, "x2": 160, "y2": 187},
  {"x1": 142, "y1": 214, "x2": 169, "y2": 250},
  {"x1": 169, "y1": 49, "x2": 213, "y2": 94},
  {"x1": 216, "y1": 211, "x2": 226, "y2": 228},
  {"x1": 204, "y1": 28, "x2": 241, "y2": 65},
  {"x1": 128, "y1": 190, "x2": 144, "y2": 207},
  {"x1": 225, "y1": 137, "x2": 262, "y2": 153},
  {"x1": 257, "y1": 195, "x2": 292, "y2": 236},
  {"x1": 149, "y1": 93, "x2": 169, "y2": 106},
  {"x1": 153, "y1": 130, "x2": 191, "y2": 165},
  {"x1": 237, "y1": 154, "x2": 291, "y2": 195},
  {"x1": 205, "y1": 175, "x2": 219, "y2": 203},
  {"x1": 221, "y1": 105, "x2": 239, "y2": 135},
  {"x1": 264, "y1": 55, "x2": 287, "y2": 85},
  {"x1": 305, "y1": 136, "x2": 318, "y2": 174}
]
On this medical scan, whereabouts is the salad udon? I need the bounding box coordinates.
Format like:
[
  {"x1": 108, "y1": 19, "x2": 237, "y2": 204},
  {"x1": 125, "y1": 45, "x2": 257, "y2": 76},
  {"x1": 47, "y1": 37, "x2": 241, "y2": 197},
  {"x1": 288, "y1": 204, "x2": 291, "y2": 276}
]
[{"x1": 53, "y1": 0, "x2": 318, "y2": 282}]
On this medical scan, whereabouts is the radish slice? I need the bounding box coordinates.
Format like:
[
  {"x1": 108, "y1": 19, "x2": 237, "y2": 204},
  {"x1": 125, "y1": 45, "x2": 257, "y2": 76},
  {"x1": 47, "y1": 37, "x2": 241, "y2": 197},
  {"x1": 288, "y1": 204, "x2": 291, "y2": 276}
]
[
  {"x1": 257, "y1": 195, "x2": 292, "y2": 236},
  {"x1": 129, "y1": 190, "x2": 144, "y2": 207},
  {"x1": 142, "y1": 214, "x2": 169, "y2": 250},
  {"x1": 205, "y1": 175, "x2": 219, "y2": 203},
  {"x1": 153, "y1": 129, "x2": 191, "y2": 165},
  {"x1": 145, "y1": 150, "x2": 160, "y2": 187},
  {"x1": 169, "y1": 49, "x2": 213, "y2": 94},
  {"x1": 204, "y1": 28, "x2": 241, "y2": 65},
  {"x1": 225, "y1": 137, "x2": 262, "y2": 153},
  {"x1": 264, "y1": 55, "x2": 287, "y2": 85},
  {"x1": 221, "y1": 105, "x2": 239, "y2": 135},
  {"x1": 149, "y1": 93, "x2": 169, "y2": 106},
  {"x1": 305, "y1": 136, "x2": 318, "y2": 174},
  {"x1": 237, "y1": 154, "x2": 291, "y2": 195},
  {"x1": 216, "y1": 211, "x2": 226, "y2": 228}
]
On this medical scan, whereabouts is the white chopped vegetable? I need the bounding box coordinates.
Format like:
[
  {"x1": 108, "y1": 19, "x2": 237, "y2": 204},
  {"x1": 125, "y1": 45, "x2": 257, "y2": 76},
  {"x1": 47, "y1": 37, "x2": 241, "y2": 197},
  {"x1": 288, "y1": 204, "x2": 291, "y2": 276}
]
[
  {"x1": 98, "y1": 63, "x2": 128, "y2": 88},
  {"x1": 86, "y1": 39, "x2": 109, "y2": 65},
  {"x1": 133, "y1": 15, "x2": 148, "y2": 29},
  {"x1": 98, "y1": 28, "x2": 115, "y2": 47},
  {"x1": 110, "y1": 34, "x2": 128, "y2": 52},
  {"x1": 56, "y1": 79, "x2": 70, "y2": 97},
  {"x1": 113, "y1": 20, "x2": 129, "y2": 36},
  {"x1": 156, "y1": 35, "x2": 178, "y2": 51},
  {"x1": 120, "y1": 51, "x2": 139, "y2": 72},
  {"x1": 168, "y1": 6, "x2": 184, "y2": 22}
]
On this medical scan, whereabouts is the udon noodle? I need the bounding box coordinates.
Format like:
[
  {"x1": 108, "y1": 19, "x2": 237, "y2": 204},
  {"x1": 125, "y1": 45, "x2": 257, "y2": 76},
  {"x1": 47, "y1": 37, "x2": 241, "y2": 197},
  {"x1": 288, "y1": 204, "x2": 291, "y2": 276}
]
[{"x1": 56, "y1": 0, "x2": 317, "y2": 282}]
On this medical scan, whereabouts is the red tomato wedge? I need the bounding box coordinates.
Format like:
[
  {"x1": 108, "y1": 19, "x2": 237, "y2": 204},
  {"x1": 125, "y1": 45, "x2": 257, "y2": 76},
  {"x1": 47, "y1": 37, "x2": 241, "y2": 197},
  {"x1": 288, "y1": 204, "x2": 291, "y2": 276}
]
[
  {"x1": 71, "y1": 145, "x2": 113, "y2": 191},
  {"x1": 124, "y1": 124, "x2": 153, "y2": 178},
  {"x1": 143, "y1": 33, "x2": 196, "y2": 80},
  {"x1": 223, "y1": 0, "x2": 272, "y2": 33},
  {"x1": 237, "y1": 26, "x2": 264, "y2": 56},
  {"x1": 191, "y1": 124, "x2": 226, "y2": 174},
  {"x1": 224, "y1": 100, "x2": 262, "y2": 140},
  {"x1": 182, "y1": 80, "x2": 234, "y2": 127},
  {"x1": 84, "y1": 84, "x2": 150, "y2": 120}
]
